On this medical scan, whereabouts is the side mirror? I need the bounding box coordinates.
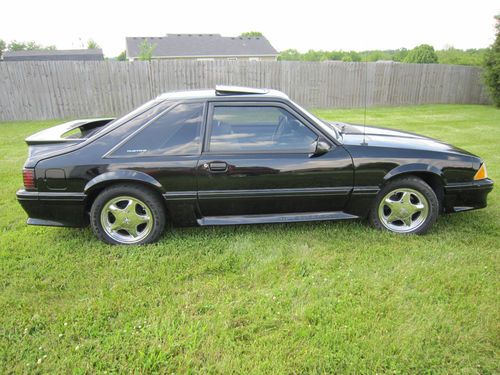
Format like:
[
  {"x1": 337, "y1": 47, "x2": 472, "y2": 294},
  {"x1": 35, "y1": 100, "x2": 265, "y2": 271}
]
[{"x1": 311, "y1": 138, "x2": 332, "y2": 157}]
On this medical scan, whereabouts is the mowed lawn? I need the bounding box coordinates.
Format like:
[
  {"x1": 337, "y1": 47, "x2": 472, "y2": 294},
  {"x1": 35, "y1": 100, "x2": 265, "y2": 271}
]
[{"x1": 0, "y1": 105, "x2": 498, "y2": 373}]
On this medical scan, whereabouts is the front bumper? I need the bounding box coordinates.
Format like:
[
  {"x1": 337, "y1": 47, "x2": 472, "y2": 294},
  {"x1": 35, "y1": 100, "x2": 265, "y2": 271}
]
[
  {"x1": 16, "y1": 190, "x2": 88, "y2": 227},
  {"x1": 443, "y1": 178, "x2": 494, "y2": 213}
]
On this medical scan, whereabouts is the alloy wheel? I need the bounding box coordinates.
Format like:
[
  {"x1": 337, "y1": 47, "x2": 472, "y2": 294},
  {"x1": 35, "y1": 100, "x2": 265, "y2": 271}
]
[
  {"x1": 100, "y1": 196, "x2": 153, "y2": 244},
  {"x1": 377, "y1": 188, "x2": 429, "y2": 233}
]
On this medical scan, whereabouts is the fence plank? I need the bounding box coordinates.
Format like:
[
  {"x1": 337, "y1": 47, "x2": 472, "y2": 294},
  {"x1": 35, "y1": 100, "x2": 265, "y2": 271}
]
[{"x1": 0, "y1": 60, "x2": 490, "y2": 121}]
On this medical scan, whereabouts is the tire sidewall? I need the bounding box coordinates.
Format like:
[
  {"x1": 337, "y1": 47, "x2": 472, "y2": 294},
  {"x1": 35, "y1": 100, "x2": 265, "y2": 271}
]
[
  {"x1": 370, "y1": 177, "x2": 439, "y2": 235},
  {"x1": 90, "y1": 184, "x2": 166, "y2": 245}
]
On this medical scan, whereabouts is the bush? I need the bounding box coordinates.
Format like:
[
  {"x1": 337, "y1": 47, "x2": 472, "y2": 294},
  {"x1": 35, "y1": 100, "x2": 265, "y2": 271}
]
[
  {"x1": 484, "y1": 15, "x2": 500, "y2": 107},
  {"x1": 437, "y1": 47, "x2": 487, "y2": 66},
  {"x1": 404, "y1": 44, "x2": 438, "y2": 64}
]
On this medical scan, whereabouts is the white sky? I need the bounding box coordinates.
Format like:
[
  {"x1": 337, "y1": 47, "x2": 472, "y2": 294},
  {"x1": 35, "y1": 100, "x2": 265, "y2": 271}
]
[{"x1": 1, "y1": 0, "x2": 498, "y2": 57}]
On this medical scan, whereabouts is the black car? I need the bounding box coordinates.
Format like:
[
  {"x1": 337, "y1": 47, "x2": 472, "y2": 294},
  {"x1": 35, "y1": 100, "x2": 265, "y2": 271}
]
[{"x1": 17, "y1": 86, "x2": 493, "y2": 244}]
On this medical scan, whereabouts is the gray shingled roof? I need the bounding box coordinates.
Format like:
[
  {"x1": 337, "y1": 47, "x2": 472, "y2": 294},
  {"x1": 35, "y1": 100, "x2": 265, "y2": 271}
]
[
  {"x1": 126, "y1": 34, "x2": 278, "y2": 59},
  {"x1": 2, "y1": 49, "x2": 104, "y2": 61}
]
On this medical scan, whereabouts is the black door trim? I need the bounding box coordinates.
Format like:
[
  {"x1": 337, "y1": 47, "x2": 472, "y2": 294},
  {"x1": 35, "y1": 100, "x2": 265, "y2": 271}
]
[{"x1": 198, "y1": 187, "x2": 352, "y2": 200}]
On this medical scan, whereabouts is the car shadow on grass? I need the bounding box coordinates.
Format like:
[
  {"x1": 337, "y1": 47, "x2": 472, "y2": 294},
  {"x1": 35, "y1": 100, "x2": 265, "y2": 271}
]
[{"x1": 55, "y1": 207, "x2": 496, "y2": 250}]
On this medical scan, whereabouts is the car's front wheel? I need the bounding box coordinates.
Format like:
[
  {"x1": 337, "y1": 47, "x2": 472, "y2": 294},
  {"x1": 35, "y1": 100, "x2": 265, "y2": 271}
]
[
  {"x1": 369, "y1": 176, "x2": 439, "y2": 235},
  {"x1": 90, "y1": 184, "x2": 166, "y2": 245}
]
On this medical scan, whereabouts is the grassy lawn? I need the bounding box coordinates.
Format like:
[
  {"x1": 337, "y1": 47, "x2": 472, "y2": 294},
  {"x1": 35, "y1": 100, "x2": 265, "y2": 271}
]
[{"x1": 0, "y1": 104, "x2": 498, "y2": 373}]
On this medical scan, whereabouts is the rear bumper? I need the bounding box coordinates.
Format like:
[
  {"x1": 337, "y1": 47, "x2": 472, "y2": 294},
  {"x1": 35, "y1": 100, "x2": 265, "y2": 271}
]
[
  {"x1": 16, "y1": 189, "x2": 88, "y2": 227},
  {"x1": 443, "y1": 178, "x2": 494, "y2": 213}
]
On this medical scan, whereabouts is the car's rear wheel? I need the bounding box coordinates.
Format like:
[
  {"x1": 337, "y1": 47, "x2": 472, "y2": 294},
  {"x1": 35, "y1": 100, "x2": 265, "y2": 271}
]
[
  {"x1": 90, "y1": 184, "x2": 166, "y2": 245},
  {"x1": 369, "y1": 176, "x2": 439, "y2": 235}
]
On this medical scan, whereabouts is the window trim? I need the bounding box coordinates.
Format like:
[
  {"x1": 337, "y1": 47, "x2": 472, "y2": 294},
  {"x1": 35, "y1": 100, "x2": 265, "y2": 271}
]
[
  {"x1": 104, "y1": 101, "x2": 207, "y2": 159},
  {"x1": 203, "y1": 101, "x2": 328, "y2": 155}
]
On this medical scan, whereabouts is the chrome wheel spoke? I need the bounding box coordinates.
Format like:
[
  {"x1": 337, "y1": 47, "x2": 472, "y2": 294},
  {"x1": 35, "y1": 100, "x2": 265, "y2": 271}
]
[
  {"x1": 401, "y1": 215, "x2": 413, "y2": 227},
  {"x1": 385, "y1": 210, "x2": 399, "y2": 223},
  {"x1": 384, "y1": 197, "x2": 398, "y2": 209},
  {"x1": 126, "y1": 225, "x2": 139, "y2": 238},
  {"x1": 124, "y1": 199, "x2": 134, "y2": 212},
  {"x1": 411, "y1": 202, "x2": 425, "y2": 213},
  {"x1": 108, "y1": 203, "x2": 122, "y2": 213},
  {"x1": 400, "y1": 191, "x2": 412, "y2": 205},
  {"x1": 110, "y1": 221, "x2": 122, "y2": 231},
  {"x1": 132, "y1": 213, "x2": 150, "y2": 226}
]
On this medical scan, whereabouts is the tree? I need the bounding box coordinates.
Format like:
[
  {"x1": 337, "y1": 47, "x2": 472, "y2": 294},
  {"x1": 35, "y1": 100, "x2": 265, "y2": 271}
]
[
  {"x1": 278, "y1": 49, "x2": 302, "y2": 61},
  {"x1": 0, "y1": 39, "x2": 5, "y2": 58},
  {"x1": 484, "y1": 15, "x2": 500, "y2": 107},
  {"x1": 7, "y1": 40, "x2": 55, "y2": 51},
  {"x1": 239, "y1": 31, "x2": 263, "y2": 37},
  {"x1": 87, "y1": 39, "x2": 100, "y2": 49},
  {"x1": 393, "y1": 48, "x2": 408, "y2": 62},
  {"x1": 403, "y1": 44, "x2": 438, "y2": 64},
  {"x1": 436, "y1": 47, "x2": 486, "y2": 66},
  {"x1": 137, "y1": 40, "x2": 156, "y2": 61},
  {"x1": 116, "y1": 50, "x2": 127, "y2": 61}
]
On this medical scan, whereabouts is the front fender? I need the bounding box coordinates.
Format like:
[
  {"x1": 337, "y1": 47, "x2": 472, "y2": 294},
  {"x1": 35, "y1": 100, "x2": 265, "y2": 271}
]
[
  {"x1": 383, "y1": 163, "x2": 443, "y2": 181},
  {"x1": 84, "y1": 170, "x2": 164, "y2": 195}
]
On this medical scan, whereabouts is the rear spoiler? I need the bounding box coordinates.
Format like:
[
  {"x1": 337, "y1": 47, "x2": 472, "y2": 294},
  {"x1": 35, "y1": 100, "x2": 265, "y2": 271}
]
[{"x1": 25, "y1": 118, "x2": 114, "y2": 145}]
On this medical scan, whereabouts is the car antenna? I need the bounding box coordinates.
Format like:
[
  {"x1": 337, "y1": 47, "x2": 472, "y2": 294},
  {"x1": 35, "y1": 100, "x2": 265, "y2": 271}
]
[{"x1": 361, "y1": 56, "x2": 368, "y2": 146}]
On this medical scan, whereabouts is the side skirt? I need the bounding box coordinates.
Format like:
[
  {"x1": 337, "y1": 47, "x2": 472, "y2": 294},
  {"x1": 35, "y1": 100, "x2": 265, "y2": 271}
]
[{"x1": 197, "y1": 211, "x2": 359, "y2": 226}]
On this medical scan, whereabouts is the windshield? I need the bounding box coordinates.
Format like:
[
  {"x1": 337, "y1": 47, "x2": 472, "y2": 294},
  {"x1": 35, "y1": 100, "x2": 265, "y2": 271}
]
[{"x1": 290, "y1": 100, "x2": 341, "y2": 140}]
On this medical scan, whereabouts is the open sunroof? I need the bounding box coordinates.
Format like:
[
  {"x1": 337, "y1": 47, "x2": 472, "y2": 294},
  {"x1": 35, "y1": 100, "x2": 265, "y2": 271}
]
[{"x1": 215, "y1": 85, "x2": 268, "y2": 96}]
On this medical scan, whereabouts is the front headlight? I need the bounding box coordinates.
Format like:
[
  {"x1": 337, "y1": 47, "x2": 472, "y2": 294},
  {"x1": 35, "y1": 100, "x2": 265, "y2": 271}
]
[{"x1": 473, "y1": 163, "x2": 488, "y2": 180}]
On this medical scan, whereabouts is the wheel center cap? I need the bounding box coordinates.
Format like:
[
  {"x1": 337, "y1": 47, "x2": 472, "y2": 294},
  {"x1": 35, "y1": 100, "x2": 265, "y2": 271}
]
[{"x1": 124, "y1": 217, "x2": 130, "y2": 224}]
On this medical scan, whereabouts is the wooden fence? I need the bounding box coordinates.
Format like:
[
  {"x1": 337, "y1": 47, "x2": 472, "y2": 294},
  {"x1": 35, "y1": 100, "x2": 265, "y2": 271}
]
[{"x1": 0, "y1": 60, "x2": 490, "y2": 121}]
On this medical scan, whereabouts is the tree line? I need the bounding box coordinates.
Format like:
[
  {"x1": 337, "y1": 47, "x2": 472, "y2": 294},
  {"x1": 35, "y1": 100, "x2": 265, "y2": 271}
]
[
  {"x1": 0, "y1": 39, "x2": 100, "y2": 58},
  {"x1": 278, "y1": 45, "x2": 487, "y2": 66}
]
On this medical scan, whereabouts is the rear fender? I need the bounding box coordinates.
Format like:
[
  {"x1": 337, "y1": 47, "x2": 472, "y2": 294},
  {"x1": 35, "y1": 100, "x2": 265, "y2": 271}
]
[{"x1": 84, "y1": 170, "x2": 164, "y2": 196}]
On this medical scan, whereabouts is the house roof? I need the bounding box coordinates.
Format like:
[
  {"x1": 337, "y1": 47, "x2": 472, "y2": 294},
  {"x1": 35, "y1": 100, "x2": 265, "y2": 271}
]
[
  {"x1": 2, "y1": 49, "x2": 104, "y2": 61},
  {"x1": 126, "y1": 34, "x2": 278, "y2": 59}
]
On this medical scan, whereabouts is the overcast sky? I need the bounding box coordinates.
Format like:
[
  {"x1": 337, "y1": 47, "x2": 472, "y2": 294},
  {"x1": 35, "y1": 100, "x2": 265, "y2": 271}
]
[{"x1": 1, "y1": 0, "x2": 498, "y2": 57}]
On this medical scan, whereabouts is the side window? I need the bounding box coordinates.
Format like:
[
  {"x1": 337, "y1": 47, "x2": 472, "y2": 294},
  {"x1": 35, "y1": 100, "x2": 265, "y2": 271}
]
[
  {"x1": 112, "y1": 103, "x2": 204, "y2": 156},
  {"x1": 209, "y1": 106, "x2": 317, "y2": 152}
]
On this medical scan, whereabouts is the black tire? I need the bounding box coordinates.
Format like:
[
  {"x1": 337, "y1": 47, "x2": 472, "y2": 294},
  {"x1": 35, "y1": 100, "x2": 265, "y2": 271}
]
[
  {"x1": 90, "y1": 183, "x2": 166, "y2": 245},
  {"x1": 369, "y1": 176, "x2": 439, "y2": 235}
]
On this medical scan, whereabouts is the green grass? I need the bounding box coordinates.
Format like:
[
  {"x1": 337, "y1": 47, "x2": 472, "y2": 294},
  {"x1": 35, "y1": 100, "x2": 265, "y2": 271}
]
[{"x1": 0, "y1": 105, "x2": 498, "y2": 373}]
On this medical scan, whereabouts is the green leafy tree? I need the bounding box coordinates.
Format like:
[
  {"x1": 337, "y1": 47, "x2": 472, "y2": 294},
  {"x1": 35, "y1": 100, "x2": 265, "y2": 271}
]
[
  {"x1": 393, "y1": 48, "x2": 408, "y2": 62},
  {"x1": 7, "y1": 40, "x2": 55, "y2": 51},
  {"x1": 116, "y1": 50, "x2": 127, "y2": 61},
  {"x1": 0, "y1": 39, "x2": 5, "y2": 58},
  {"x1": 278, "y1": 49, "x2": 302, "y2": 61},
  {"x1": 87, "y1": 39, "x2": 100, "y2": 49},
  {"x1": 484, "y1": 15, "x2": 500, "y2": 107},
  {"x1": 345, "y1": 51, "x2": 361, "y2": 62},
  {"x1": 239, "y1": 31, "x2": 263, "y2": 37},
  {"x1": 437, "y1": 47, "x2": 487, "y2": 66},
  {"x1": 364, "y1": 51, "x2": 392, "y2": 62},
  {"x1": 276, "y1": 46, "x2": 483, "y2": 65},
  {"x1": 8, "y1": 40, "x2": 40, "y2": 51},
  {"x1": 404, "y1": 44, "x2": 438, "y2": 63},
  {"x1": 137, "y1": 40, "x2": 156, "y2": 61}
]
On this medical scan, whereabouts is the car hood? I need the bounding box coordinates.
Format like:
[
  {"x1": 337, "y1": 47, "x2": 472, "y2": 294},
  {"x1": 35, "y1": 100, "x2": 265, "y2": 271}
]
[{"x1": 336, "y1": 122, "x2": 475, "y2": 157}]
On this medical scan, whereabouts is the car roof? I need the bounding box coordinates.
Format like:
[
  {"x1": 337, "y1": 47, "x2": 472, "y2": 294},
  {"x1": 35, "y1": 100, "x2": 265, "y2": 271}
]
[{"x1": 156, "y1": 85, "x2": 289, "y2": 101}]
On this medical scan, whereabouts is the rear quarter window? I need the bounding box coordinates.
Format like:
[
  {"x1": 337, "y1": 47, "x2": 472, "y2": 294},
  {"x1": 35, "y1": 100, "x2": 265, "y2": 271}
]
[{"x1": 111, "y1": 103, "x2": 204, "y2": 157}]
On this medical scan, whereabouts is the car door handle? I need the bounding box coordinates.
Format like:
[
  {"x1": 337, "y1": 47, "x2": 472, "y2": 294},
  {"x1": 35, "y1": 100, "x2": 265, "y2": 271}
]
[{"x1": 208, "y1": 162, "x2": 228, "y2": 172}]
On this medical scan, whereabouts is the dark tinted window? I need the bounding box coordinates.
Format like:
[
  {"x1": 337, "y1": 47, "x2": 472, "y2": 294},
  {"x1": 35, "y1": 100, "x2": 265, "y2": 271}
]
[
  {"x1": 209, "y1": 106, "x2": 317, "y2": 152},
  {"x1": 113, "y1": 103, "x2": 204, "y2": 156}
]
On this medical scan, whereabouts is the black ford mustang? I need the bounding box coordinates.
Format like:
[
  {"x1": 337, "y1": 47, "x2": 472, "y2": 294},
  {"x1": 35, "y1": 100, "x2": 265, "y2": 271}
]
[{"x1": 17, "y1": 86, "x2": 493, "y2": 245}]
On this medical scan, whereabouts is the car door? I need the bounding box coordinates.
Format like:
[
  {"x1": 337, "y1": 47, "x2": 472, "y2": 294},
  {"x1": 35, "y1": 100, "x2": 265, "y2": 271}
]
[{"x1": 196, "y1": 101, "x2": 354, "y2": 217}]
